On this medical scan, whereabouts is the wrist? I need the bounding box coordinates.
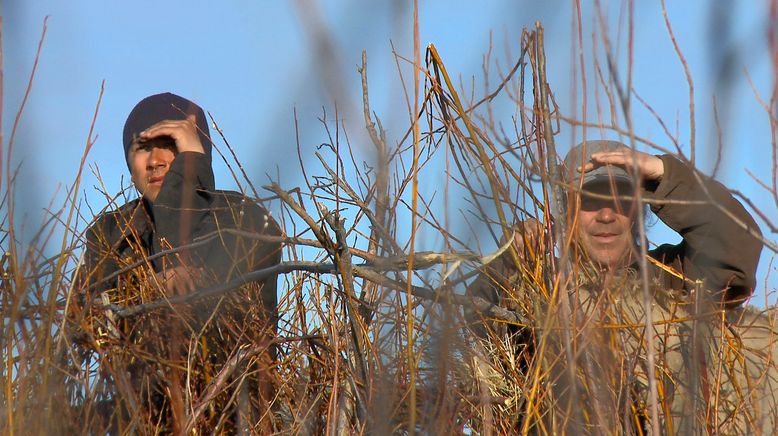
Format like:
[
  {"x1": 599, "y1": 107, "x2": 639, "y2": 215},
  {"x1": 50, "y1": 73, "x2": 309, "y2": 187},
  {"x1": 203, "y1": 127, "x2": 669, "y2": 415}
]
[
  {"x1": 177, "y1": 144, "x2": 205, "y2": 154},
  {"x1": 650, "y1": 155, "x2": 665, "y2": 181}
]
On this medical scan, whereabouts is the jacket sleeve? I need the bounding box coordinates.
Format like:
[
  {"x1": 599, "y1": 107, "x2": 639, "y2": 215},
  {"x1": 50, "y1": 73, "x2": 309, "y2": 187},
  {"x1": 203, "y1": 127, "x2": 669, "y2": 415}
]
[
  {"x1": 151, "y1": 151, "x2": 282, "y2": 312},
  {"x1": 80, "y1": 220, "x2": 114, "y2": 293},
  {"x1": 646, "y1": 155, "x2": 763, "y2": 305},
  {"x1": 151, "y1": 151, "x2": 216, "y2": 263},
  {"x1": 465, "y1": 261, "x2": 508, "y2": 338},
  {"x1": 200, "y1": 196, "x2": 282, "y2": 313},
  {"x1": 78, "y1": 211, "x2": 129, "y2": 295},
  {"x1": 72, "y1": 210, "x2": 136, "y2": 348},
  {"x1": 465, "y1": 241, "x2": 527, "y2": 337}
]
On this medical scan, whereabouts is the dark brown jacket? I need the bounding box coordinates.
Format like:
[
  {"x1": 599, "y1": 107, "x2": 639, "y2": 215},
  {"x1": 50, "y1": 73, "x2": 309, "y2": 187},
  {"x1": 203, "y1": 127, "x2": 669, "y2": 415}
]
[
  {"x1": 646, "y1": 155, "x2": 762, "y2": 304},
  {"x1": 81, "y1": 152, "x2": 281, "y2": 306},
  {"x1": 73, "y1": 151, "x2": 282, "y2": 432}
]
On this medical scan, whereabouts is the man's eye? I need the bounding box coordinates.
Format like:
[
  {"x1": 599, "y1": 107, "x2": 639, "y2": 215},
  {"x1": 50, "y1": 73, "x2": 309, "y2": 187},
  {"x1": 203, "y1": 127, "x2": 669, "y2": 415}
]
[
  {"x1": 133, "y1": 140, "x2": 176, "y2": 154},
  {"x1": 132, "y1": 142, "x2": 152, "y2": 153},
  {"x1": 161, "y1": 141, "x2": 177, "y2": 153}
]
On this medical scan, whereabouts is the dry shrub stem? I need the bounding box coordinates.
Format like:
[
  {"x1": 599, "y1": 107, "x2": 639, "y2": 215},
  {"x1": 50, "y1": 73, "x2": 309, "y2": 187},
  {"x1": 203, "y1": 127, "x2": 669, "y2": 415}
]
[{"x1": 2, "y1": 18, "x2": 778, "y2": 435}]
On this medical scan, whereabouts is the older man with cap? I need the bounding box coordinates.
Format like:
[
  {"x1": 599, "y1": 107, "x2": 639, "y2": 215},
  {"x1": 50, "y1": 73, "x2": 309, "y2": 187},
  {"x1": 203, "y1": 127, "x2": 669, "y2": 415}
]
[
  {"x1": 467, "y1": 140, "x2": 774, "y2": 434},
  {"x1": 560, "y1": 140, "x2": 760, "y2": 301},
  {"x1": 72, "y1": 92, "x2": 282, "y2": 433}
]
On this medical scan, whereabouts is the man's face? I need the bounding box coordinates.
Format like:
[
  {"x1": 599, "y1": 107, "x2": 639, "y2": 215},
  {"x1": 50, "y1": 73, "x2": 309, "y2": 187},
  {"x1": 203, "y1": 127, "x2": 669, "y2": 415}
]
[
  {"x1": 127, "y1": 136, "x2": 177, "y2": 202},
  {"x1": 575, "y1": 180, "x2": 637, "y2": 269}
]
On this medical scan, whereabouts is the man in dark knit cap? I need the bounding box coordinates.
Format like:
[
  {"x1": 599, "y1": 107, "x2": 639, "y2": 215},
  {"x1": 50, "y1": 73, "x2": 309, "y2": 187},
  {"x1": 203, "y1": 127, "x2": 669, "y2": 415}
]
[{"x1": 72, "y1": 92, "x2": 282, "y2": 433}]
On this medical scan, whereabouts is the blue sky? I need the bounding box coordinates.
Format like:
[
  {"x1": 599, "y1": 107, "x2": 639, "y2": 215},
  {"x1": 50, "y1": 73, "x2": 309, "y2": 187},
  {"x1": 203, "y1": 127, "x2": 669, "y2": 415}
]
[{"x1": 5, "y1": 1, "x2": 776, "y2": 304}]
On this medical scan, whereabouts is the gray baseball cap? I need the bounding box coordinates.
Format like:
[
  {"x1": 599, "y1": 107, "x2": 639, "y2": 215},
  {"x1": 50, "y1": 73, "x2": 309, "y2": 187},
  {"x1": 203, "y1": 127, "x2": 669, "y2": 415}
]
[{"x1": 562, "y1": 140, "x2": 634, "y2": 188}]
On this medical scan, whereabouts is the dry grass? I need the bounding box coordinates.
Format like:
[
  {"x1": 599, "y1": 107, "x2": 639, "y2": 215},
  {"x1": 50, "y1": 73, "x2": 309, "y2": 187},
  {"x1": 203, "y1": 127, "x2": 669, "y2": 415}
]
[{"x1": 2, "y1": 13, "x2": 778, "y2": 436}]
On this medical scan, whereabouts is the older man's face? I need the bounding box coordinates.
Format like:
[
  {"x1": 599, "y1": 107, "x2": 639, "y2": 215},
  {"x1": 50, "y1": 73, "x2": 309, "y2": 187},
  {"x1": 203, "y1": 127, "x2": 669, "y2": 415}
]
[{"x1": 575, "y1": 180, "x2": 637, "y2": 269}]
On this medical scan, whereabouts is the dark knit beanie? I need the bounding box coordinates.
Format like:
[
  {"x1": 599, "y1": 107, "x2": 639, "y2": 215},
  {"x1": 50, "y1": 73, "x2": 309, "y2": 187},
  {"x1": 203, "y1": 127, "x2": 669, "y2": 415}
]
[{"x1": 122, "y1": 92, "x2": 212, "y2": 166}]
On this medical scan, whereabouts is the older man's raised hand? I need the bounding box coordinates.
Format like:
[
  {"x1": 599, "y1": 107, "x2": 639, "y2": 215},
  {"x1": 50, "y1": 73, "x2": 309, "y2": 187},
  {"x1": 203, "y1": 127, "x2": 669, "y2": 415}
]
[{"x1": 585, "y1": 147, "x2": 665, "y2": 181}]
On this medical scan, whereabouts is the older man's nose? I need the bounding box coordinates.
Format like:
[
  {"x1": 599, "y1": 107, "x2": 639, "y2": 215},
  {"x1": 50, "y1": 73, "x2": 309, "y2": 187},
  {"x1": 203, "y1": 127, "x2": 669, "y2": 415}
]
[{"x1": 595, "y1": 207, "x2": 617, "y2": 223}]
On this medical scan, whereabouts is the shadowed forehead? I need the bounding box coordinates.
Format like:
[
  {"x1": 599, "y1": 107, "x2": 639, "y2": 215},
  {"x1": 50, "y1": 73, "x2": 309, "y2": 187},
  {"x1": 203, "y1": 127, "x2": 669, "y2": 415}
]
[
  {"x1": 581, "y1": 178, "x2": 634, "y2": 196},
  {"x1": 578, "y1": 179, "x2": 637, "y2": 213},
  {"x1": 562, "y1": 139, "x2": 632, "y2": 187},
  {"x1": 128, "y1": 135, "x2": 177, "y2": 152}
]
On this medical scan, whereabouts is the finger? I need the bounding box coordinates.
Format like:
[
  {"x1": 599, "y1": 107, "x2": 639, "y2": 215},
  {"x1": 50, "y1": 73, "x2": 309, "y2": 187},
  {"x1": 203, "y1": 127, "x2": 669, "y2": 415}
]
[
  {"x1": 591, "y1": 148, "x2": 651, "y2": 164},
  {"x1": 590, "y1": 154, "x2": 633, "y2": 170},
  {"x1": 590, "y1": 147, "x2": 631, "y2": 155},
  {"x1": 590, "y1": 151, "x2": 631, "y2": 162},
  {"x1": 147, "y1": 115, "x2": 196, "y2": 133},
  {"x1": 574, "y1": 160, "x2": 611, "y2": 175},
  {"x1": 139, "y1": 120, "x2": 193, "y2": 140},
  {"x1": 578, "y1": 162, "x2": 596, "y2": 173},
  {"x1": 140, "y1": 119, "x2": 204, "y2": 154}
]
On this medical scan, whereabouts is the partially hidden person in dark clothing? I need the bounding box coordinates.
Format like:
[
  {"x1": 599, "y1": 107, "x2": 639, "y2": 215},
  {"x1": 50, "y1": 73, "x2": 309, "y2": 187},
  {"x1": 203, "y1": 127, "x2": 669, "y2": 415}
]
[
  {"x1": 467, "y1": 140, "x2": 776, "y2": 434},
  {"x1": 69, "y1": 93, "x2": 282, "y2": 433}
]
